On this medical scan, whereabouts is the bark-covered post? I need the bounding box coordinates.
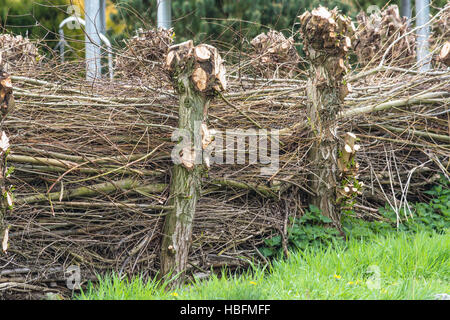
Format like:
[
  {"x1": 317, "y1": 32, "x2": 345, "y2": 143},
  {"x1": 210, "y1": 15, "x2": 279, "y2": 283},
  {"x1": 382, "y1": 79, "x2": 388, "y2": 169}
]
[
  {"x1": 299, "y1": 7, "x2": 355, "y2": 225},
  {"x1": 0, "y1": 69, "x2": 14, "y2": 253},
  {"x1": 160, "y1": 40, "x2": 226, "y2": 284}
]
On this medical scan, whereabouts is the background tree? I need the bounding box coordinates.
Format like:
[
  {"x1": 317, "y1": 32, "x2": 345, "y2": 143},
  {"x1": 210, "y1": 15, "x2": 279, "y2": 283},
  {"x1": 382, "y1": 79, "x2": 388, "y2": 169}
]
[
  {"x1": 110, "y1": 0, "x2": 352, "y2": 48},
  {"x1": 351, "y1": 0, "x2": 446, "y2": 15},
  {"x1": 0, "y1": 1, "x2": 447, "y2": 61},
  {"x1": 108, "y1": 0, "x2": 446, "y2": 53},
  {"x1": 0, "y1": 0, "x2": 123, "y2": 60},
  {"x1": 0, "y1": 0, "x2": 68, "y2": 39}
]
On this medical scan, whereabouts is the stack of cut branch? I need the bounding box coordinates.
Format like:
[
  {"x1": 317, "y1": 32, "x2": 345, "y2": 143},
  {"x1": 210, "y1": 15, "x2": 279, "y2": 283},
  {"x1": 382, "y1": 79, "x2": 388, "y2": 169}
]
[
  {"x1": 0, "y1": 34, "x2": 41, "y2": 73},
  {"x1": 250, "y1": 30, "x2": 301, "y2": 78},
  {"x1": 114, "y1": 27, "x2": 174, "y2": 86},
  {"x1": 354, "y1": 5, "x2": 416, "y2": 68}
]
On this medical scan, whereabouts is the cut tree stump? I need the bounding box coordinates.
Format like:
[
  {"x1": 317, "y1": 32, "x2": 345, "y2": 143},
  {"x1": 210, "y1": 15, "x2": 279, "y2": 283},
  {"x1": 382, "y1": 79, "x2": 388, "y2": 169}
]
[
  {"x1": 299, "y1": 7, "x2": 355, "y2": 226},
  {"x1": 250, "y1": 30, "x2": 300, "y2": 78},
  {"x1": 353, "y1": 5, "x2": 416, "y2": 68},
  {"x1": 160, "y1": 40, "x2": 226, "y2": 285},
  {"x1": 439, "y1": 41, "x2": 450, "y2": 66}
]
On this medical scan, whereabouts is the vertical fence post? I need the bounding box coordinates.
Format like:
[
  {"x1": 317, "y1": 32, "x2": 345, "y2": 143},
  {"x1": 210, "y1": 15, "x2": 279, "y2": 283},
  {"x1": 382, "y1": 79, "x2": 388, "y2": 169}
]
[
  {"x1": 299, "y1": 7, "x2": 355, "y2": 226},
  {"x1": 415, "y1": 0, "x2": 431, "y2": 71},
  {"x1": 85, "y1": 0, "x2": 102, "y2": 80},
  {"x1": 401, "y1": 0, "x2": 412, "y2": 21},
  {"x1": 157, "y1": 0, "x2": 172, "y2": 29},
  {"x1": 99, "y1": 0, "x2": 106, "y2": 36},
  {"x1": 58, "y1": 28, "x2": 65, "y2": 63},
  {"x1": 160, "y1": 41, "x2": 226, "y2": 285}
]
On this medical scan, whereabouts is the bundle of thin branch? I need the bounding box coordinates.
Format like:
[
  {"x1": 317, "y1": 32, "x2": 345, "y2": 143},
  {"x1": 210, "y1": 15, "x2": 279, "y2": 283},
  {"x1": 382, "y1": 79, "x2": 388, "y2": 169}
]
[
  {"x1": 249, "y1": 30, "x2": 301, "y2": 78},
  {"x1": 0, "y1": 34, "x2": 41, "y2": 73},
  {"x1": 432, "y1": 3, "x2": 449, "y2": 42},
  {"x1": 114, "y1": 27, "x2": 174, "y2": 86},
  {"x1": 354, "y1": 5, "x2": 416, "y2": 68},
  {"x1": 431, "y1": 4, "x2": 450, "y2": 67}
]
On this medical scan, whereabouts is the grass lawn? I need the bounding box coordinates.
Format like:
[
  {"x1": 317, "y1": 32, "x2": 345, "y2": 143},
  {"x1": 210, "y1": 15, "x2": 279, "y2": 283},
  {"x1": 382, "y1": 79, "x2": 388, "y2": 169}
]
[{"x1": 77, "y1": 229, "x2": 449, "y2": 300}]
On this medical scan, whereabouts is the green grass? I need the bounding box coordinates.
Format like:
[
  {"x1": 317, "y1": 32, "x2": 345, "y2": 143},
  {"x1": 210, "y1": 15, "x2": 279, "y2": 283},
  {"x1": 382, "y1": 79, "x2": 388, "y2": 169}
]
[
  {"x1": 77, "y1": 178, "x2": 450, "y2": 300},
  {"x1": 77, "y1": 230, "x2": 449, "y2": 300}
]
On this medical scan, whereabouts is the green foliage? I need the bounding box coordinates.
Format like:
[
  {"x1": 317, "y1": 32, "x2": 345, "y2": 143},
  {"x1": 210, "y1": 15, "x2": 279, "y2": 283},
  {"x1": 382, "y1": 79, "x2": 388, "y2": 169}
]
[
  {"x1": 0, "y1": 0, "x2": 85, "y2": 59},
  {"x1": 342, "y1": 214, "x2": 392, "y2": 239},
  {"x1": 351, "y1": 0, "x2": 448, "y2": 16},
  {"x1": 108, "y1": 0, "x2": 156, "y2": 45},
  {"x1": 107, "y1": 0, "x2": 450, "y2": 48},
  {"x1": 111, "y1": 0, "x2": 352, "y2": 48},
  {"x1": 381, "y1": 175, "x2": 450, "y2": 233},
  {"x1": 2, "y1": 0, "x2": 448, "y2": 60},
  {"x1": 262, "y1": 177, "x2": 449, "y2": 258},
  {"x1": 78, "y1": 273, "x2": 171, "y2": 300},
  {"x1": 5, "y1": 165, "x2": 14, "y2": 178},
  {"x1": 78, "y1": 230, "x2": 450, "y2": 300},
  {"x1": 0, "y1": 0, "x2": 71, "y2": 39},
  {"x1": 344, "y1": 175, "x2": 449, "y2": 239},
  {"x1": 76, "y1": 177, "x2": 450, "y2": 300},
  {"x1": 260, "y1": 204, "x2": 342, "y2": 258}
]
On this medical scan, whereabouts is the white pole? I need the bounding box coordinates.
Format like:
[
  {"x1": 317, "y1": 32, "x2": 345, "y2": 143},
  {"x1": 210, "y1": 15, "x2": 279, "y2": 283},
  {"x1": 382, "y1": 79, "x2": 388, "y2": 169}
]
[
  {"x1": 85, "y1": 0, "x2": 102, "y2": 80},
  {"x1": 157, "y1": 0, "x2": 171, "y2": 29},
  {"x1": 415, "y1": 0, "x2": 431, "y2": 72},
  {"x1": 99, "y1": 0, "x2": 106, "y2": 36},
  {"x1": 401, "y1": 0, "x2": 412, "y2": 19},
  {"x1": 401, "y1": 0, "x2": 412, "y2": 26}
]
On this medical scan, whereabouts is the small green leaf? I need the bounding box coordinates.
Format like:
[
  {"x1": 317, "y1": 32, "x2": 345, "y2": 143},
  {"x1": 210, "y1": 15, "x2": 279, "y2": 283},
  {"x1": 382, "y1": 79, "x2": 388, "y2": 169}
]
[
  {"x1": 319, "y1": 215, "x2": 333, "y2": 223},
  {"x1": 265, "y1": 235, "x2": 282, "y2": 247},
  {"x1": 258, "y1": 247, "x2": 274, "y2": 257}
]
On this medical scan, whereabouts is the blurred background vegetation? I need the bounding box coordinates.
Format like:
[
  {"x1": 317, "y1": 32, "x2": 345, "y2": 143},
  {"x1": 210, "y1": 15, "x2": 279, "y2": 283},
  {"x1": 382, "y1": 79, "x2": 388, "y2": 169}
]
[{"x1": 0, "y1": 0, "x2": 447, "y2": 57}]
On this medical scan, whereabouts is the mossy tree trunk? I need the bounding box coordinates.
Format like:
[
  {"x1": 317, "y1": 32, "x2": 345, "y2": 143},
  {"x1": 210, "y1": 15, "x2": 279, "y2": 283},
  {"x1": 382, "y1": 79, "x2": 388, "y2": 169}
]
[
  {"x1": 306, "y1": 75, "x2": 341, "y2": 223},
  {"x1": 0, "y1": 69, "x2": 14, "y2": 252},
  {"x1": 160, "y1": 41, "x2": 226, "y2": 285},
  {"x1": 299, "y1": 7, "x2": 355, "y2": 226},
  {"x1": 160, "y1": 76, "x2": 205, "y2": 281}
]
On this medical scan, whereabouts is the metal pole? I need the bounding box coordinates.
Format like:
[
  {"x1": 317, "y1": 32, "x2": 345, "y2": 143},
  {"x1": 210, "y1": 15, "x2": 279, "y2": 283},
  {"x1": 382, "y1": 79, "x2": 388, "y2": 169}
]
[
  {"x1": 157, "y1": 0, "x2": 171, "y2": 29},
  {"x1": 415, "y1": 0, "x2": 431, "y2": 72},
  {"x1": 85, "y1": 0, "x2": 102, "y2": 80},
  {"x1": 401, "y1": 0, "x2": 412, "y2": 24},
  {"x1": 99, "y1": 0, "x2": 106, "y2": 36},
  {"x1": 59, "y1": 16, "x2": 113, "y2": 80},
  {"x1": 58, "y1": 28, "x2": 65, "y2": 63}
]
